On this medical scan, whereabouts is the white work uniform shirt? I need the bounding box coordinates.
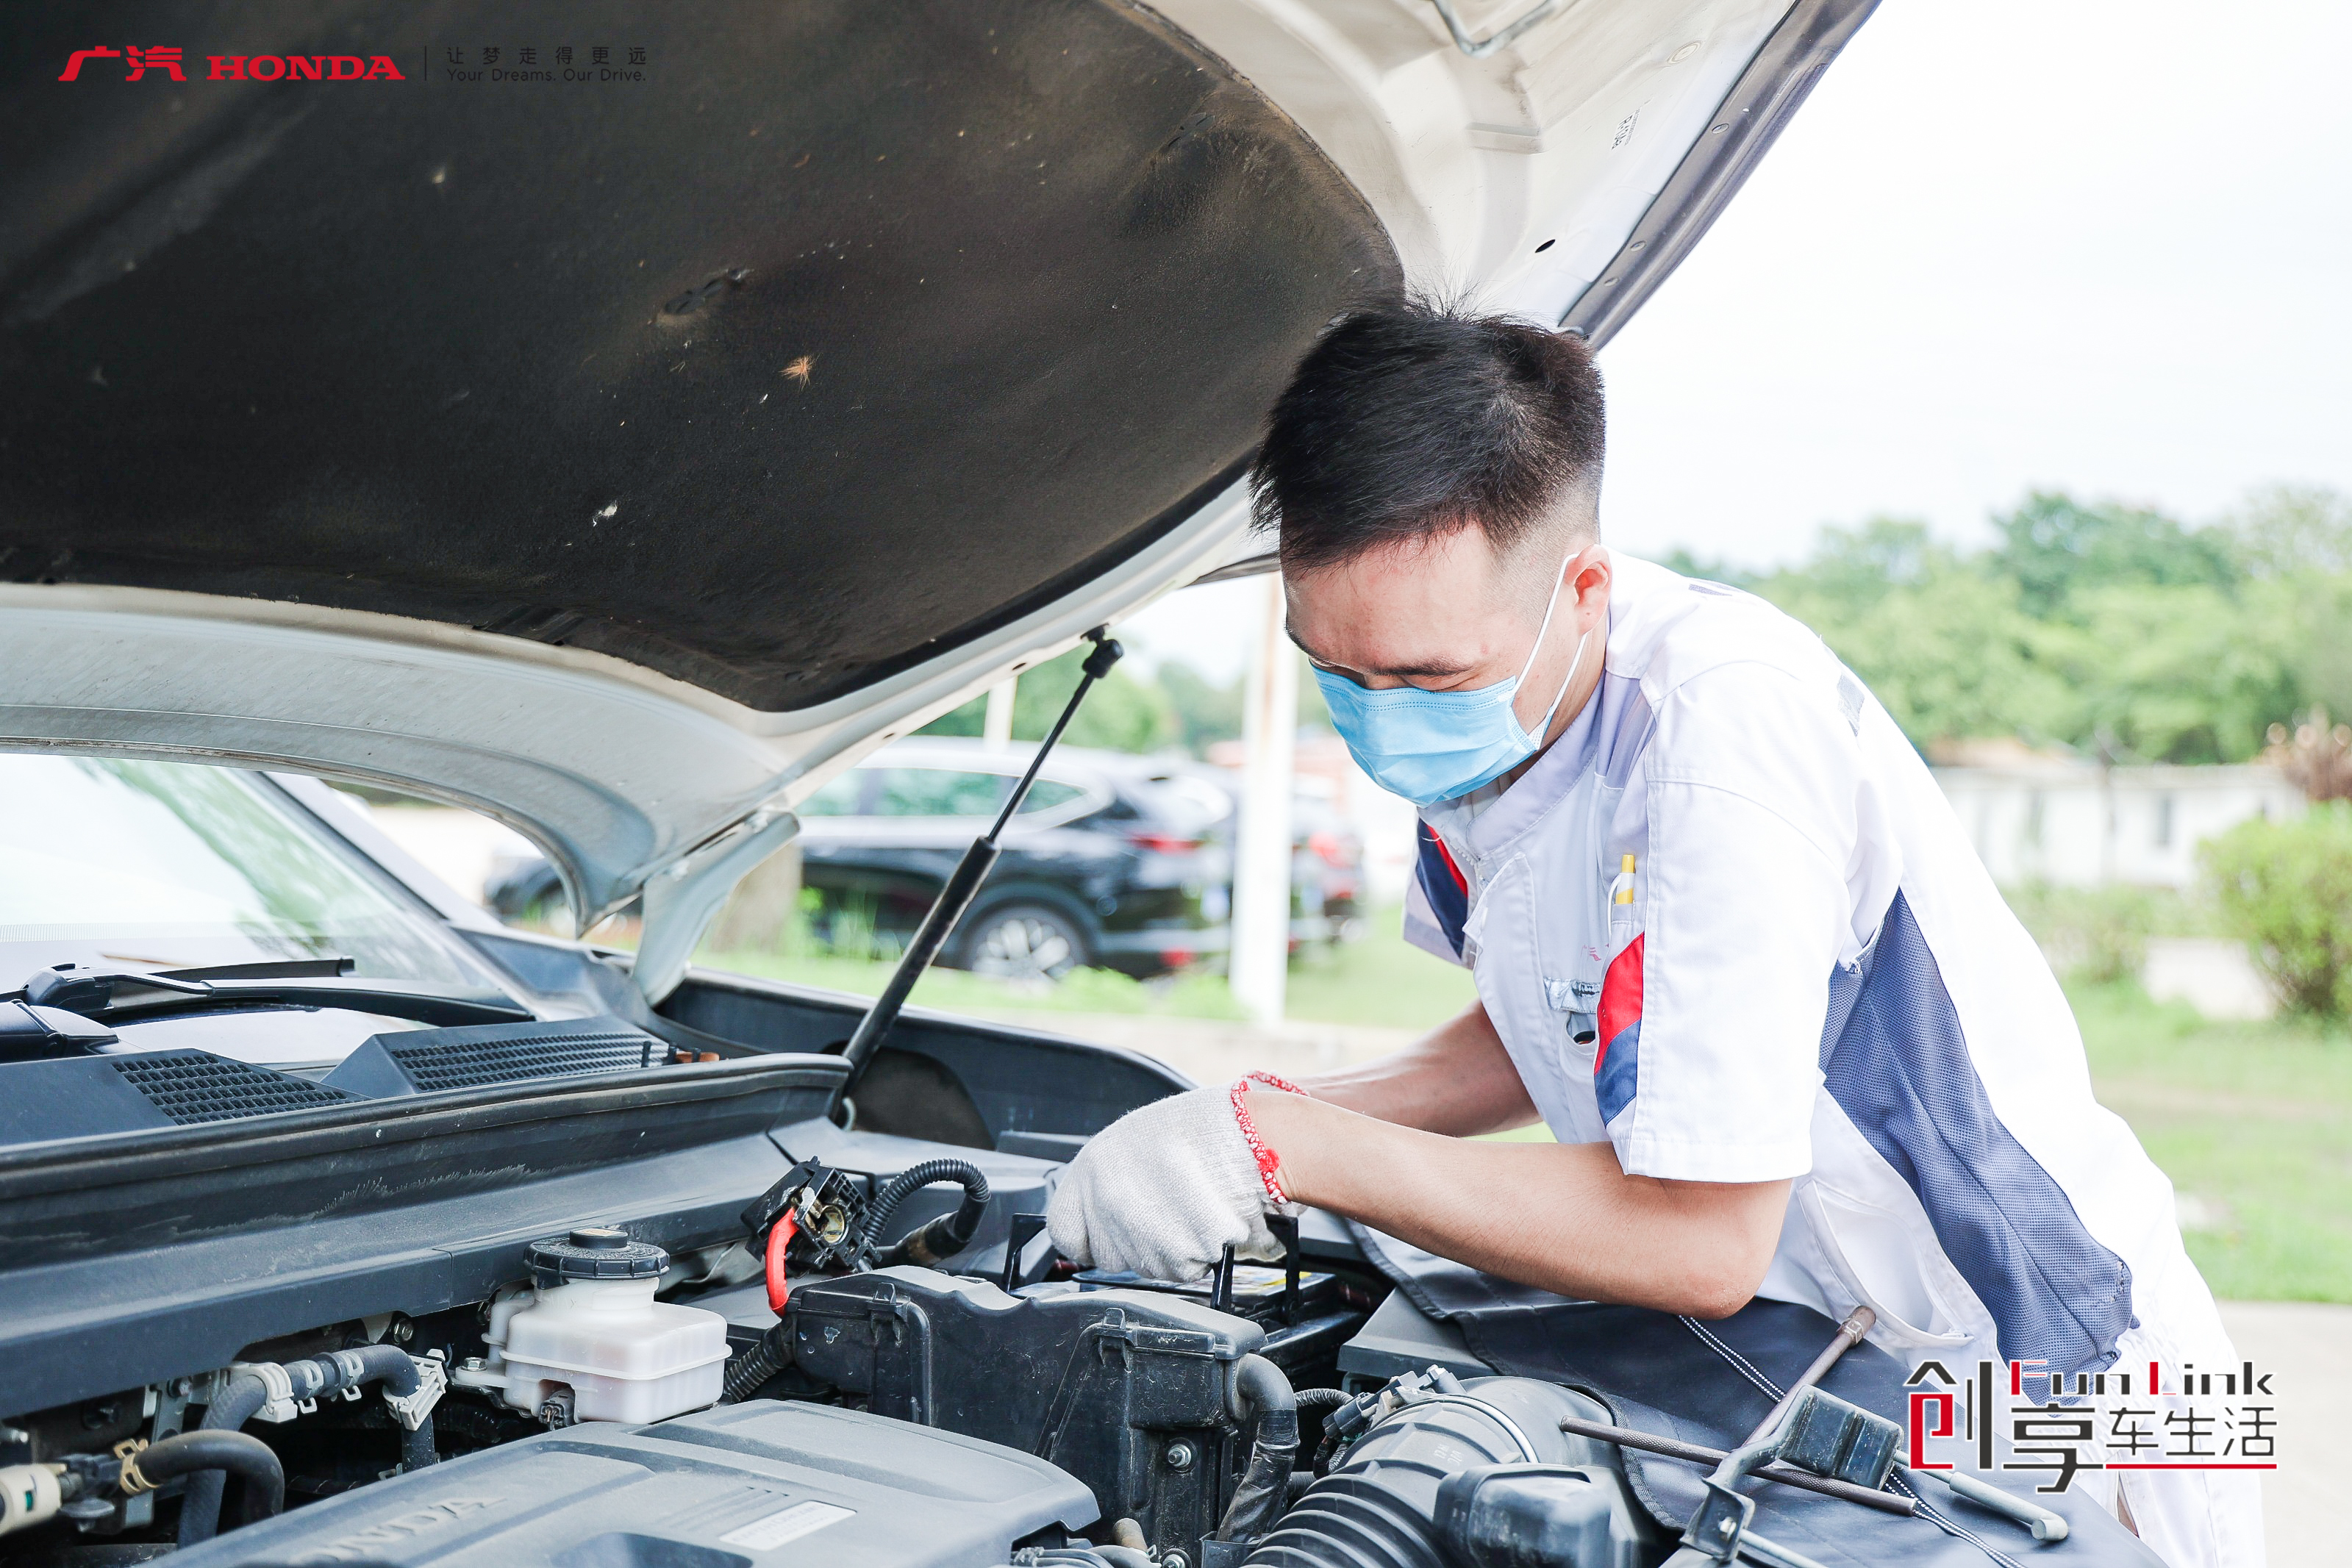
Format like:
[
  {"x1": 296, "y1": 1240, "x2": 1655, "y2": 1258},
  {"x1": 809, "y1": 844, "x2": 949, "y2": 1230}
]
[{"x1": 1401, "y1": 556, "x2": 2230, "y2": 1388}]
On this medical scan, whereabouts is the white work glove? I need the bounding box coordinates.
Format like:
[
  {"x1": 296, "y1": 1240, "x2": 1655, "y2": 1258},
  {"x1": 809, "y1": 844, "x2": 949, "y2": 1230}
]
[{"x1": 1048, "y1": 1080, "x2": 1300, "y2": 1283}]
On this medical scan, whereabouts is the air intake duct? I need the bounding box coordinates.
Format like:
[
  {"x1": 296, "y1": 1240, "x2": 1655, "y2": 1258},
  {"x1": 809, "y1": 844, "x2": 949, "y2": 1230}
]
[{"x1": 1243, "y1": 1371, "x2": 1648, "y2": 1568}]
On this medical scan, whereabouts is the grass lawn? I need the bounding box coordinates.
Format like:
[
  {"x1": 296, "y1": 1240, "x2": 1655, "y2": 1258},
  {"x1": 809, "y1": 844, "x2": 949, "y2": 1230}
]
[
  {"x1": 699, "y1": 945, "x2": 1252, "y2": 1021},
  {"x1": 698, "y1": 913, "x2": 2350, "y2": 1301},
  {"x1": 699, "y1": 904, "x2": 1480, "y2": 1031},
  {"x1": 1279, "y1": 915, "x2": 1481, "y2": 1031},
  {"x1": 2070, "y1": 981, "x2": 2352, "y2": 1303}
]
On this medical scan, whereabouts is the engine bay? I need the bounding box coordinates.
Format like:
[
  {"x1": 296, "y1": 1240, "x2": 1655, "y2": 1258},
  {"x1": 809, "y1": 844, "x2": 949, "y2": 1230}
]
[
  {"x1": 0, "y1": 967, "x2": 2108, "y2": 1568},
  {"x1": 0, "y1": 1050, "x2": 1662, "y2": 1568}
]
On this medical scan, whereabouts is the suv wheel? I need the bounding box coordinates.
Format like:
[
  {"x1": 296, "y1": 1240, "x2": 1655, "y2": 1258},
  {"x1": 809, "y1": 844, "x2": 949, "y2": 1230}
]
[{"x1": 960, "y1": 903, "x2": 1087, "y2": 981}]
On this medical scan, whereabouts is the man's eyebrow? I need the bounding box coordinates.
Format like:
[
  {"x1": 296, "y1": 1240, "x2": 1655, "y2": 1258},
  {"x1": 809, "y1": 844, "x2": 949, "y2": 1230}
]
[{"x1": 1284, "y1": 623, "x2": 1476, "y2": 680}]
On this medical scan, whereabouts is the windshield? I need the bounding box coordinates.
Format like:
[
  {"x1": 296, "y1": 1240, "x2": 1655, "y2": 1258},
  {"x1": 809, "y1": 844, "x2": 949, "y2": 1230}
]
[{"x1": 0, "y1": 754, "x2": 494, "y2": 994}]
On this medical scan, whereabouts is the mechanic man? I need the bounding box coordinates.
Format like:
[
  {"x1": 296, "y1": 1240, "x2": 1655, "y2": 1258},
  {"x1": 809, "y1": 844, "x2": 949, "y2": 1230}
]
[{"x1": 1048, "y1": 303, "x2": 2256, "y2": 1567}]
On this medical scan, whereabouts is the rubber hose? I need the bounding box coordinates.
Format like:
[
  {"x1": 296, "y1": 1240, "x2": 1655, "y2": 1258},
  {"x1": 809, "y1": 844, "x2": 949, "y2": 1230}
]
[
  {"x1": 1217, "y1": 1354, "x2": 1300, "y2": 1542},
  {"x1": 177, "y1": 1370, "x2": 270, "y2": 1544},
  {"x1": 1098, "y1": 1547, "x2": 1159, "y2": 1568},
  {"x1": 865, "y1": 1159, "x2": 992, "y2": 1266},
  {"x1": 180, "y1": 1348, "x2": 436, "y2": 1544},
  {"x1": 136, "y1": 1431, "x2": 284, "y2": 1532},
  {"x1": 342, "y1": 1343, "x2": 439, "y2": 1472},
  {"x1": 721, "y1": 1326, "x2": 790, "y2": 1404}
]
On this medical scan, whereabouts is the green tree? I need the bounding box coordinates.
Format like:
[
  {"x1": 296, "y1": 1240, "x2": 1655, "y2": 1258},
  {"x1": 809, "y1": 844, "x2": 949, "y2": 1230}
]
[
  {"x1": 2057, "y1": 582, "x2": 2300, "y2": 763},
  {"x1": 1142, "y1": 654, "x2": 1331, "y2": 759},
  {"x1": 1158, "y1": 659, "x2": 1243, "y2": 755},
  {"x1": 1754, "y1": 532, "x2": 2079, "y2": 750},
  {"x1": 2230, "y1": 489, "x2": 2352, "y2": 727},
  {"x1": 1657, "y1": 547, "x2": 1757, "y2": 589},
  {"x1": 1989, "y1": 492, "x2": 2240, "y2": 617},
  {"x1": 1730, "y1": 489, "x2": 2349, "y2": 763},
  {"x1": 919, "y1": 646, "x2": 1175, "y2": 753},
  {"x1": 2272, "y1": 571, "x2": 2352, "y2": 729},
  {"x1": 1756, "y1": 518, "x2": 1940, "y2": 623},
  {"x1": 2231, "y1": 484, "x2": 2352, "y2": 576}
]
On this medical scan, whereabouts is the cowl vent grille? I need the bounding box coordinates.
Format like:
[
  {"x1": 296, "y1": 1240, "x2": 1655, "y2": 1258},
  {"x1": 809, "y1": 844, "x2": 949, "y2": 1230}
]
[
  {"x1": 112, "y1": 1051, "x2": 359, "y2": 1125},
  {"x1": 321, "y1": 1017, "x2": 666, "y2": 1098},
  {"x1": 387, "y1": 1028, "x2": 659, "y2": 1093}
]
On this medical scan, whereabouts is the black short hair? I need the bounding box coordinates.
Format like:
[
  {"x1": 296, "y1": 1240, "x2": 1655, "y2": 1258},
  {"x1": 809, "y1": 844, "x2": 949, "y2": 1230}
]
[{"x1": 1251, "y1": 301, "x2": 1604, "y2": 573}]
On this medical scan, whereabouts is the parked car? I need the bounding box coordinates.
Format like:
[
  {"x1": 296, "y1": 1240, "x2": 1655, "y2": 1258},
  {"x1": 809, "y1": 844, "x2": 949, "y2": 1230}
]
[
  {"x1": 1282, "y1": 784, "x2": 1368, "y2": 945},
  {"x1": 486, "y1": 737, "x2": 1366, "y2": 977},
  {"x1": 787, "y1": 739, "x2": 1234, "y2": 980},
  {"x1": 0, "y1": 7, "x2": 2078, "y2": 1568}
]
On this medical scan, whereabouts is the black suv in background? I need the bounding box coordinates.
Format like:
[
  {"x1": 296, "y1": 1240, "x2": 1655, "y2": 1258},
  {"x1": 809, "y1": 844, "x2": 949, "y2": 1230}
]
[
  {"x1": 792, "y1": 739, "x2": 1234, "y2": 980},
  {"x1": 486, "y1": 737, "x2": 1364, "y2": 980}
]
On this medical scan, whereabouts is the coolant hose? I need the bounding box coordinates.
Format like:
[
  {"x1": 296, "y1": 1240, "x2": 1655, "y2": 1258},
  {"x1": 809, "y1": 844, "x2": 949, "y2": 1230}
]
[
  {"x1": 179, "y1": 1348, "x2": 437, "y2": 1544},
  {"x1": 343, "y1": 1343, "x2": 440, "y2": 1473},
  {"x1": 177, "y1": 1369, "x2": 271, "y2": 1544},
  {"x1": 132, "y1": 1431, "x2": 284, "y2": 1531},
  {"x1": 866, "y1": 1158, "x2": 992, "y2": 1268},
  {"x1": 1217, "y1": 1354, "x2": 1300, "y2": 1542}
]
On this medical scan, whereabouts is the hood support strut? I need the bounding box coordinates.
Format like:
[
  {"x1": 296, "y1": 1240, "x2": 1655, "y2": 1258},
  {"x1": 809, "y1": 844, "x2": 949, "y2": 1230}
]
[{"x1": 829, "y1": 631, "x2": 1124, "y2": 1115}]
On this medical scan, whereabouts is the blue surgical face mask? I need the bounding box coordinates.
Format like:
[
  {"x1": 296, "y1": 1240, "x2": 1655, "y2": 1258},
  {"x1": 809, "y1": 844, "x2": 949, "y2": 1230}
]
[{"x1": 1314, "y1": 560, "x2": 1588, "y2": 807}]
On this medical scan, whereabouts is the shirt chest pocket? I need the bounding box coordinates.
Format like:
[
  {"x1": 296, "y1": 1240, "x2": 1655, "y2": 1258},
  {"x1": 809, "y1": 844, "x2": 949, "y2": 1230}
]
[
  {"x1": 1527, "y1": 840, "x2": 1613, "y2": 1066},
  {"x1": 1468, "y1": 851, "x2": 1612, "y2": 1144}
]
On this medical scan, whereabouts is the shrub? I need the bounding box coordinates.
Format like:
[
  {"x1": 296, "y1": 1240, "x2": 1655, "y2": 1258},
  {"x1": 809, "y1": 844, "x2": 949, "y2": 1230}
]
[
  {"x1": 2005, "y1": 881, "x2": 2165, "y2": 984},
  {"x1": 2199, "y1": 803, "x2": 2352, "y2": 1018}
]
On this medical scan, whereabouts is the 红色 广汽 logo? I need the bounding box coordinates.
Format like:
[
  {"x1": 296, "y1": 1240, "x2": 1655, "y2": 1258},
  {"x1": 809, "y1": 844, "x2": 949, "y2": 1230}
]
[{"x1": 58, "y1": 47, "x2": 407, "y2": 82}]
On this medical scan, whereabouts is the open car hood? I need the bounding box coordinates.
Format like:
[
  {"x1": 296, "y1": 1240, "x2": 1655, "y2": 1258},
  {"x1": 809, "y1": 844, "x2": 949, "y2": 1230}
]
[{"x1": 0, "y1": 0, "x2": 1874, "y2": 997}]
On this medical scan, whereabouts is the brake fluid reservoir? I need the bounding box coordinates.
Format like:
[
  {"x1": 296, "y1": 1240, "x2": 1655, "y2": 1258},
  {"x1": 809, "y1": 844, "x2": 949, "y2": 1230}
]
[{"x1": 494, "y1": 1229, "x2": 729, "y2": 1423}]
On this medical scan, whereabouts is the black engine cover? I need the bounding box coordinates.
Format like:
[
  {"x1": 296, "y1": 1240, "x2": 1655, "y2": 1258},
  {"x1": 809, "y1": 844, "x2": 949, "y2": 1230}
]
[{"x1": 785, "y1": 1268, "x2": 1265, "y2": 1553}]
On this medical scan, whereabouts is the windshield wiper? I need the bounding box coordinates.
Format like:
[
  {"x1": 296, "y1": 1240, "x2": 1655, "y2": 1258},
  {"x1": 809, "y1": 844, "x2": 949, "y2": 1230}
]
[
  {"x1": 12, "y1": 960, "x2": 531, "y2": 1030},
  {"x1": 160, "y1": 957, "x2": 362, "y2": 984},
  {"x1": 18, "y1": 957, "x2": 357, "y2": 1013}
]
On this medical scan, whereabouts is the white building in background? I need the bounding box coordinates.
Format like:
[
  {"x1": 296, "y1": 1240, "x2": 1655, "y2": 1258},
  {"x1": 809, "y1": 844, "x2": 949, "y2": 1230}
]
[{"x1": 1931, "y1": 745, "x2": 2305, "y2": 888}]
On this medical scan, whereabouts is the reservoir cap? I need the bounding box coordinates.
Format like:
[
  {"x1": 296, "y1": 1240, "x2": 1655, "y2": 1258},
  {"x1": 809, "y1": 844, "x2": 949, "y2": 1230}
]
[{"x1": 527, "y1": 1227, "x2": 668, "y2": 1286}]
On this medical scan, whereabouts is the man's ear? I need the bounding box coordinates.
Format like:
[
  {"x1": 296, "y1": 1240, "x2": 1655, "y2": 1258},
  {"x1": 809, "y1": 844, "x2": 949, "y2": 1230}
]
[{"x1": 1569, "y1": 543, "x2": 1612, "y2": 629}]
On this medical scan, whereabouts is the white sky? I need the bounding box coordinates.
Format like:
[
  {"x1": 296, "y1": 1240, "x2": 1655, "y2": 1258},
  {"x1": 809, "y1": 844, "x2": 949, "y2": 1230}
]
[{"x1": 1123, "y1": 0, "x2": 2352, "y2": 679}]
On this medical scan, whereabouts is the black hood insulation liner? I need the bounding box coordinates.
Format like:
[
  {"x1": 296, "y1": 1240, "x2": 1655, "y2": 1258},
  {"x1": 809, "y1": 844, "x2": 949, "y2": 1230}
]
[{"x1": 0, "y1": 0, "x2": 1401, "y2": 711}]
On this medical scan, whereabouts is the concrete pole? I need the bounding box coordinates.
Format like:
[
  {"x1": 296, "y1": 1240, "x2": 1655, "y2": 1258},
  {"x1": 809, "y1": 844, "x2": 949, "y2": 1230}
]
[
  {"x1": 983, "y1": 677, "x2": 1017, "y2": 749},
  {"x1": 1229, "y1": 573, "x2": 1297, "y2": 1025}
]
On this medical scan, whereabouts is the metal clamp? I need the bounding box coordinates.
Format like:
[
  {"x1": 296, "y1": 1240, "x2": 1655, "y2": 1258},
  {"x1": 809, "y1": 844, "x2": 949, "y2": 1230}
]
[
  {"x1": 110, "y1": 1440, "x2": 153, "y2": 1495},
  {"x1": 1686, "y1": 1481, "x2": 1754, "y2": 1561}
]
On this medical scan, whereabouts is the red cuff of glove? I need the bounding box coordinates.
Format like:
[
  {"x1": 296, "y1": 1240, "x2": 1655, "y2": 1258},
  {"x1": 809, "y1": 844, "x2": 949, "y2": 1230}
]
[{"x1": 1229, "y1": 1070, "x2": 1307, "y2": 1205}]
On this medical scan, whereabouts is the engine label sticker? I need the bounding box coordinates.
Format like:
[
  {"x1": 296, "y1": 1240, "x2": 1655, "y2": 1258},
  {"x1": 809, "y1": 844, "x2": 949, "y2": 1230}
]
[{"x1": 720, "y1": 1500, "x2": 855, "y2": 1551}]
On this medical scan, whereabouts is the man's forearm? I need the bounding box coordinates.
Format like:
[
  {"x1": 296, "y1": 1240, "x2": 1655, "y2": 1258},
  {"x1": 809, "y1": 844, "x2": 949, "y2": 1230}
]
[
  {"x1": 1296, "y1": 1000, "x2": 1540, "y2": 1136},
  {"x1": 1246, "y1": 1089, "x2": 1790, "y2": 1318}
]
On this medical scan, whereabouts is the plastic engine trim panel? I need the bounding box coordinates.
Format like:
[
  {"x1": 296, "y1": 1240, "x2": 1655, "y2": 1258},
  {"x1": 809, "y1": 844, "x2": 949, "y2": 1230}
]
[{"x1": 167, "y1": 1399, "x2": 1097, "y2": 1567}]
